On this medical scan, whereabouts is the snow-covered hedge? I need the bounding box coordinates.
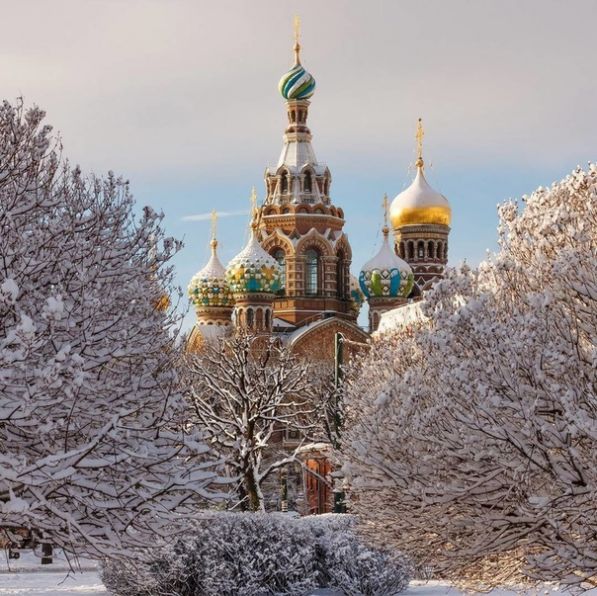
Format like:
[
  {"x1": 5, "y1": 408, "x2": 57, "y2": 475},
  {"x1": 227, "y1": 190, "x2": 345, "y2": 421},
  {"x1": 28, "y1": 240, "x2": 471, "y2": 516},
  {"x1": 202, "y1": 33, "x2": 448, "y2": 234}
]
[{"x1": 101, "y1": 513, "x2": 410, "y2": 596}]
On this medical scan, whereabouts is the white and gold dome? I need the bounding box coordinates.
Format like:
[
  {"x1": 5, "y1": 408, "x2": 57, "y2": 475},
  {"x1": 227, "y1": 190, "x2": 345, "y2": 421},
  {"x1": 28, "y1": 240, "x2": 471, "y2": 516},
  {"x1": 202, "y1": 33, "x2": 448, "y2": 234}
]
[{"x1": 390, "y1": 119, "x2": 451, "y2": 229}]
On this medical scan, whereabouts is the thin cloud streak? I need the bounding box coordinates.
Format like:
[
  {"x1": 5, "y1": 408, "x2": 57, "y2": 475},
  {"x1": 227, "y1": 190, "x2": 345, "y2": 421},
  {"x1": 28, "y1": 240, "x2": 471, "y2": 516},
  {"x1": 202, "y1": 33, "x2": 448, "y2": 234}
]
[{"x1": 182, "y1": 210, "x2": 249, "y2": 222}]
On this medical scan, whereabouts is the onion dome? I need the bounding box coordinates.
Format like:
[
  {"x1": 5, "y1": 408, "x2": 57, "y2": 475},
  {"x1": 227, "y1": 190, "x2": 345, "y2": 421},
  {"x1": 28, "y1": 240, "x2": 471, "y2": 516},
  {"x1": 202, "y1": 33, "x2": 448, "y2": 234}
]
[
  {"x1": 226, "y1": 230, "x2": 282, "y2": 295},
  {"x1": 349, "y1": 274, "x2": 365, "y2": 313},
  {"x1": 359, "y1": 228, "x2": 414, "y2": 299},
  {"x1": 390, "y1": 119, "x2": 451, "y2": 228},
  {"x1": 278, "y1": 18, "x2": 316, "y2": 100},
  {"x1": 188, "y1": 238, "x2": 234, "y2": 310},
  {"x1": 279, "y1": 63, "x2": 316, "y2": 100}
]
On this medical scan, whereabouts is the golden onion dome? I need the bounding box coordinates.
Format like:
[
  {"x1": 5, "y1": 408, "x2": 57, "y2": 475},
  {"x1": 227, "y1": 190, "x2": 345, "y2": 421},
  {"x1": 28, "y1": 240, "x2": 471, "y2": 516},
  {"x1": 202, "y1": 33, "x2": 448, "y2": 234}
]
[{"x1": 390, "y1": 166, "x2": 451, "y2": 228}]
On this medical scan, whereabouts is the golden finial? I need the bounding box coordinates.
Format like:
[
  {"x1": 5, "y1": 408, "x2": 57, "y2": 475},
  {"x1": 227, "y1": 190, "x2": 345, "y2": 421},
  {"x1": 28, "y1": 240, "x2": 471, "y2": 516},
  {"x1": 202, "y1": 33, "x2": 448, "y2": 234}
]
[
  {"x1": 415, "y1": 117, "x2": 425, "y2": 169},
  {"x1": 382, "y1": 193, "x2": 389, "y2": 237},
  {"x1": 210, "y1": 209, "x2": 218, "y2": 251},
  {"x1": 293, "y1": 15, "x2": 301, "y2": 65},
  {"x1": 250, "y1": 186, "x2": 259, "y2": 230}
]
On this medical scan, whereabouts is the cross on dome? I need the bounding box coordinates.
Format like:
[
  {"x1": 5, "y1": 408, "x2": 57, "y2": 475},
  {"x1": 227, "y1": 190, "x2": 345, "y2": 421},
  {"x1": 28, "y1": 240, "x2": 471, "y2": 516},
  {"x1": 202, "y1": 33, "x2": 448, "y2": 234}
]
[{"x1": 416, "y1": 118, "x2": 425, "y2": 169}]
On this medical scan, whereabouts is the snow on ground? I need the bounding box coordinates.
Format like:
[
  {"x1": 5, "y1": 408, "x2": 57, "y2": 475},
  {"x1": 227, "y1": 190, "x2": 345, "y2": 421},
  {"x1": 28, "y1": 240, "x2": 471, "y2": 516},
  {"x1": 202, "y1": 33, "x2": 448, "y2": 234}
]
[
  {"x1": 0, "y1": 554, "x2": 592, "y2": 596},
  {"x1": 0, "y1": 571, "x2": 105, "y2": 595},
  {"x1": 0, "y1": 574, "x2": 584, "y2": 596}
]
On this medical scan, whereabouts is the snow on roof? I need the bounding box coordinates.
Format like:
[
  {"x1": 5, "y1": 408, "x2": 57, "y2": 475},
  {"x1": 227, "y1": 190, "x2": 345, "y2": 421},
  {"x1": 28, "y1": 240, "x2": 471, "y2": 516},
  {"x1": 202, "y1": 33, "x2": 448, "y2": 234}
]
[{"x1": 375, "y1": 301, "x2": 427, "y2": 335}]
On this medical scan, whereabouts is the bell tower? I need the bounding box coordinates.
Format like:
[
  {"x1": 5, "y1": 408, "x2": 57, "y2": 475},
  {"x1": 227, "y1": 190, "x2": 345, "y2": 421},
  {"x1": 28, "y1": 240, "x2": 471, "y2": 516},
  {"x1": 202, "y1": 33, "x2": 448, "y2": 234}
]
[
  {"x1": 257, "y1": 19, "x2": 354, "y2": 327},
  {"x1": 389, "y1": 120, "x2": 451, "y2": 292}
]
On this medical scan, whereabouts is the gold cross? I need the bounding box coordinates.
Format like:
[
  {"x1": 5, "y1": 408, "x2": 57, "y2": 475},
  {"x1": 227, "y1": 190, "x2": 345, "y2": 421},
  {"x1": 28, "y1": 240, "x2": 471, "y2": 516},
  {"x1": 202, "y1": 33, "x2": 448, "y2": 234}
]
[
  {"x1": 250, "y1": 186, "x2": 260, "y2": 229},
  {"x1": 416, "y1": 117, "x2": 424, "y2": 168},
  {"x1": 210, "y1": 209, "x2": 217, "y2": 242},
  {"x1": 382, "y1": 193, "x2": 389, "y2": 228},
  {"x1": 293, "y1": 15, "x2": 301, "y2": 64}
]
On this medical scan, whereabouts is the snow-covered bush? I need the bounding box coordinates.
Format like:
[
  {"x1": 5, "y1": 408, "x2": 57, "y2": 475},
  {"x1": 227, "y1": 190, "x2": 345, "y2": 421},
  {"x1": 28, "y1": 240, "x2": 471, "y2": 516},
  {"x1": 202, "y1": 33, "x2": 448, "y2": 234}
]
[
  {"x1": 343, "y1": 165, "x2": 597, "y2": 590},
  {"x1": 305, "y1": 515, "x2": 411, "y2": 596},
  {"x1": 0, "y1": 99, "x2": 223, "y2": 558},
  {"x1": 102, "y1": 513, "x2": 320, "y2": 596},
  {"x1": 101, "y1": 513, "x2": 411, "y2": 595}
]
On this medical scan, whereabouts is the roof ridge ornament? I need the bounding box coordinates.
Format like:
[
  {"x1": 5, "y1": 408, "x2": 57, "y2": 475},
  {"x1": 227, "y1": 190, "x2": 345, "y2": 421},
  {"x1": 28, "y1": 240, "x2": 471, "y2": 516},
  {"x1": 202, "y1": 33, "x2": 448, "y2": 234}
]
[{"x1": 382, "y1": 193, "x2": 390, "y2": 237}]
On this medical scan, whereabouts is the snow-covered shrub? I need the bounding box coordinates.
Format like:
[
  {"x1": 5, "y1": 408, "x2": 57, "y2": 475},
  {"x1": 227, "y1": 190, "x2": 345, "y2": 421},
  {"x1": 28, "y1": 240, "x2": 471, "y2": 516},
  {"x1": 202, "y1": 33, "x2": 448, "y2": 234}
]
[
  {"x1": 343, "y1": 165, "x2": 597, "y2": 590},
  {"x1": 305, "y1": 514, "x2": 411, "y2": 596},
  {"x1": 101, "y1": 513, "x2": 320, "y2": 596},
  {"x1": 101, "y1": 513, "x2": 411, "y2": 595}
]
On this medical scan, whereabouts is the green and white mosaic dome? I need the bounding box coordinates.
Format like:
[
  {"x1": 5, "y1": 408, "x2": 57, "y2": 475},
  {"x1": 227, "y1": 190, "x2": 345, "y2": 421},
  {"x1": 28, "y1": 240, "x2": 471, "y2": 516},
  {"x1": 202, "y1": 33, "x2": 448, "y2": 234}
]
[
  {"x1": 226, "y1": 232, "x2": 282, "y2": 295},
  {"x1": 188, "y1": 243, "x2": 234, "y2": 309}
]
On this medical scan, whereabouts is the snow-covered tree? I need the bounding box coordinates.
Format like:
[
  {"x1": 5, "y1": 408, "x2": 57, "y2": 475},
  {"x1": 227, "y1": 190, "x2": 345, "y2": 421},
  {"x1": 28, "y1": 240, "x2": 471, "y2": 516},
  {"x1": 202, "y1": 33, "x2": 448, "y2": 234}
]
[
  {"x1": 185, "y1": 333, "x2": 324, "y2": 512},
  {"x1": 0, "y1": 99, "x2": 223, "y2": 558},
  {"x1": 344, "y1": 165, "x2": 597, "y2": 590}
]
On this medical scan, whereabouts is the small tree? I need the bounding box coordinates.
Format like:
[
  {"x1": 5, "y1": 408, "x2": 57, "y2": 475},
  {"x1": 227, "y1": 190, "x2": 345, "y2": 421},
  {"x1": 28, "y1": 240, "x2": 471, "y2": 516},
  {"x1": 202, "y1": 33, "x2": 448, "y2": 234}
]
[
  {"x1": 344, "y1": 165, "x2": 597, "y2": 590},
  {"x1": 0, "y1": 99, "x2": 223, "y2": 559},
  {"x1": 186, "y1": 333, "x2": 324, "y2": 512}
]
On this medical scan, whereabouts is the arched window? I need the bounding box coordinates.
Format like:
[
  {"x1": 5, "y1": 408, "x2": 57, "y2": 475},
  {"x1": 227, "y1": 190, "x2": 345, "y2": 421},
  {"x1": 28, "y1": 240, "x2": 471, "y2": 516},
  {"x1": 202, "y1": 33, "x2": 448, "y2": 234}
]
[
  {"x1": 305, "y1": 249, "x2": 320, "y2": 295},
  {"x1": 280, "y1": 171, "x2": 289, "y2": 194},
  {"x1": 246, "y1": 308, "x2": 254, "y2": 329},
  {"x1": 407, "y1": 241, "x2": 415, "y2": 260},
  {"x1": 444, "y1": 243, "x2": 448, "y2": 260},
  {"x1": 428, "y1": 241, "x2": 435, "y2": 259},
  {"x1": 324, "y1": 178, "x2": 330, "y2": 196},
  {"x1": 399, "y1": 242, "x2": 406, "y2": 259},
  {"x1": 436, "y1": 242, "x2": 443, "y2": 260},
  {"x1": 272, "y1": 248, "x2": 286, "y2": 292},
  {"x1": 256, "y1": 308, "x2": 263, "y2": 330},
  {"x1": 417, "y1": 241, "x2": 425, "y2": 259},
  {"x1": 304, "y1": 171, "x2": 312, "y2": 193},
  {"x1": 265, "y1": 309, "x2": 271, "y2": 330}
]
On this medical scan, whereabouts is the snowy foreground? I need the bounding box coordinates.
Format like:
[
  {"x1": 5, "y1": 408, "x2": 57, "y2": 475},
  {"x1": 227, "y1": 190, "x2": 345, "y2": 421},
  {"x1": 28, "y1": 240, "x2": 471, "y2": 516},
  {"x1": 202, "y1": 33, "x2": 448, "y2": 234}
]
[
  {"x1": 0, "y1": 571, "x2": 584, "y2": 596},
  {"x1": 0, "y1": 551, "x2": 589, "y2": 596}
]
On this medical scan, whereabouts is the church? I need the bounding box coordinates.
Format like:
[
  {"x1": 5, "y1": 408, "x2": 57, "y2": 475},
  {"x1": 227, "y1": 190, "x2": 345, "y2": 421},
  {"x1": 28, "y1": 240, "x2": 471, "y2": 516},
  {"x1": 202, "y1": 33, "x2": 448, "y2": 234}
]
[
  {"x1": 187, "y1": 26, "x2": 452, "y2": 357},
  {"x1": 185, "y1": 25, "x2": 453, "y2": 514}
]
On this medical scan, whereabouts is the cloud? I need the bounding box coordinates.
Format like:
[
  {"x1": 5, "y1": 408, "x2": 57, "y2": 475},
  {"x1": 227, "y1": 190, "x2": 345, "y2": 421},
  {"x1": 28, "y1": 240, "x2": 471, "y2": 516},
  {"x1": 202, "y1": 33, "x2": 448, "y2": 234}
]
[{"x1": 182, "y1": 210, "x2": 249, "y2": 222}]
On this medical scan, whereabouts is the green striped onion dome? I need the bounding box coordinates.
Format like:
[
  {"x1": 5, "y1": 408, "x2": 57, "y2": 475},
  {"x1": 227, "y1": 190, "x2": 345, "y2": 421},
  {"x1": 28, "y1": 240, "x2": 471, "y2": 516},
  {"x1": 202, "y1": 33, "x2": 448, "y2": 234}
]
[{"x1": 278, "y1": 63, "x2": 316, "y2": 100}]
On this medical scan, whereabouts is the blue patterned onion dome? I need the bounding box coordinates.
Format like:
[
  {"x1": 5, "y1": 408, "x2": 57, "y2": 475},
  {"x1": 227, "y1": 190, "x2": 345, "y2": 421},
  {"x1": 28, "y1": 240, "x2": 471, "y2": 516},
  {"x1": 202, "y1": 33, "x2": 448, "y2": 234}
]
[
  {"x1": 188, "y1": 240, "x2": 234, "y2": 310},
  {"x1": 226, "y1": 231, "x2": 282, "y2": 295},
  {"x1": 278, "y1": 63, "x2": 316, "y2": 100},
  {"x1": 359, "y1": 230, "x2": 414, "y2": 299},
  {"x1": 349, "y1": 274, "x2": 365, "y2": 313}
]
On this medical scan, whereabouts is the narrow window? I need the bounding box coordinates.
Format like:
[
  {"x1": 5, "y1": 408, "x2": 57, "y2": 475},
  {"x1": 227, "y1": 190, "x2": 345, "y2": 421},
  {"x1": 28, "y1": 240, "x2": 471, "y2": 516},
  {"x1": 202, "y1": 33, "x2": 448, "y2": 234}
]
[
  {"x1": 428, "y1": 241, "x2": 435, "y2": 259},
  {"x1": 407, "y1": 242, "x2": 415, "y2": 260},
  {"x1": 417, "y1": 241, "x2": 425, "y2": 259},
  {"x1": 246, "y1": 308, "x2": 254, "y2": 329},
  {"x1": 305, "y1": 249, "x2": 320, "y2": 295},
  {"x1": 273, "y1": 249, "x2": 286, "y2": 292},
  {"x1": 336, "y1": 253, "x2": 346, "y2": 299},
  {"x1": 281, "y1": 172, "x2": 289, "y2": 194},
  {"x1": 304, "y1": 171, "x2": 312, "y2": 193}
]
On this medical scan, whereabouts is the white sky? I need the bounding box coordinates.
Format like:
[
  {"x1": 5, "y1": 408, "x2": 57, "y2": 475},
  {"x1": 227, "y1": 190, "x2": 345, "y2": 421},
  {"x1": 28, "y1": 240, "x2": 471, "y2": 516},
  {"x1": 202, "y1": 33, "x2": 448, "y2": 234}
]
[{"x1": 2, "y1": 0, "x2": 595, "y2": 329}]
